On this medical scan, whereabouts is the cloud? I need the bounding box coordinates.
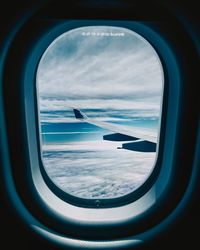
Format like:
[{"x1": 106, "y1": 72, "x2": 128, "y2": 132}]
[
  {"x1": 42, "y1": 140, "x2": 156, "y2": 198},
  {"x1": 37, "y1": 26, "x2": 164, "y2": 123}
]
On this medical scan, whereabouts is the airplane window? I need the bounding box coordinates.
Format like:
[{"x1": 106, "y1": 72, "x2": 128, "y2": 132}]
[{"x1": 36, "y1": 26, "x2": 164, "y2": 201}]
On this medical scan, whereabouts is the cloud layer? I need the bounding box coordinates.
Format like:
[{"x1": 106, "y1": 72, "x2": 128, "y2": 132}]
[
  {"x1": 37, "y1": 26, "x2": 164, "y2": 123},
  {"x1": 43, "y1": 141, "x2": 156, "y2": 199}
]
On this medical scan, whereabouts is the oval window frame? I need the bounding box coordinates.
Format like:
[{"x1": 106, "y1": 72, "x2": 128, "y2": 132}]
[
  {"x1": 22, "y1": 19, "x2": 181, "y2": 237},
  {"x1": 34, "y1": 21, "x2": 165, "y2": 209}
]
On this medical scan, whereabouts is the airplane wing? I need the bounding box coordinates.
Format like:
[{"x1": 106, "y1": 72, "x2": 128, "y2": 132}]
[{"x1": 73, "y1": 108, "x2": 157, "y2": 152}]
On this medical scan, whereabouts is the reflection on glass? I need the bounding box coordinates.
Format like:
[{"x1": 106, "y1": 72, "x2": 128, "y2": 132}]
[{"x1": 37, "y1": 26, "x2": 163, "y2": 199}]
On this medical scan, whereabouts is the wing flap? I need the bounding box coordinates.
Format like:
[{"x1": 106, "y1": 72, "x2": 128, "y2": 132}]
[
  {"x1": 103, "y1": 133, "x2": 139, "y2": 142},
  {"x1": 122, "y1": 140, "x2": 156, "y2": 152}
]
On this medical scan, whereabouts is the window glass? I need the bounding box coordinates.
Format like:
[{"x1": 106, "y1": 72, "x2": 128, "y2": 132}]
[{"x1": 37, "y1": 26, "x2": 163, "y2": 199}]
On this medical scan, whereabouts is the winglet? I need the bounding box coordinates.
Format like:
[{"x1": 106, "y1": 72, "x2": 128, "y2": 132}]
[{"x1": 73, "y1": 108, "x2": 87, "y2": 120}]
